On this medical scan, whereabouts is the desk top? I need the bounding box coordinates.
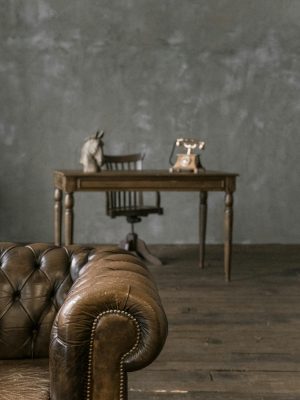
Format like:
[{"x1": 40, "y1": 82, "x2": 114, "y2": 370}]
[{"x1": 54, "y1": 169, "x2": 238, "y2": 192}]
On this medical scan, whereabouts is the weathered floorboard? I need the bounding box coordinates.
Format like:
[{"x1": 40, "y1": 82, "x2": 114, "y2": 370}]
[{"x1": 127, "y1": 244, "x2": 300, "y2": 399}]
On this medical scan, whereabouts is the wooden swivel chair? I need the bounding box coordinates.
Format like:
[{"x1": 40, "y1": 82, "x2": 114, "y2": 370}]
[{"x1": 104, "y1": 153, "x2": 163, "y2": 265}]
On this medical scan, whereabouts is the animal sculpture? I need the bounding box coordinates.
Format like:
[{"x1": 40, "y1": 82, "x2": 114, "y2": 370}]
[{"x1": 80, "y1": 130, "x2": 104, "y2": 172}]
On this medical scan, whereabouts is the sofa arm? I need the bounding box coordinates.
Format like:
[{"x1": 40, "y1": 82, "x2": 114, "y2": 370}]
[{"x1": 49, "y1": 248, "x2": 168, "y2": 400}]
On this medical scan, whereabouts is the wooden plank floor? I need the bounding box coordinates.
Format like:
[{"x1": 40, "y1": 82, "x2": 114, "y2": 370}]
[{"x1": 128, "y1": 244, "x2": 300, "y2": 400}]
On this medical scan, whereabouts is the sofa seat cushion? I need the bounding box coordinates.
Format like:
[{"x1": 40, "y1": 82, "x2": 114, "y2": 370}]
[{"x1": 0, "y1": 359, "x2": 49, "y2": 400}]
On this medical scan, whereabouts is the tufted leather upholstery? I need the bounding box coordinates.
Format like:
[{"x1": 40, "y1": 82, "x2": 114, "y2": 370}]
[{"x1": 0, "y1": 243, "x2": 168, "y2": 400}]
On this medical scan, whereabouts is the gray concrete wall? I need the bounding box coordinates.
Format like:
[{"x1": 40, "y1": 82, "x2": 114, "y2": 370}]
[{"x1": 0, "y1": 0, "x2": 299, "y2": 244}]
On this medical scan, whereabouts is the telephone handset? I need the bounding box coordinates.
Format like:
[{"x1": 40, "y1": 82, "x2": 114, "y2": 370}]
[{"x1": 169, "y1": 138, "x2": 205, "y2": 173}]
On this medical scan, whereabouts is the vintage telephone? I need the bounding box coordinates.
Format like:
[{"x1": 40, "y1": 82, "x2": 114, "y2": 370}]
[{"x1": 169, "y1": 138, "x2": 206, "y2": 173}]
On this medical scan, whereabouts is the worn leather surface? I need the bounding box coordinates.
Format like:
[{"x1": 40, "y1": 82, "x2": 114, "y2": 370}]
[
  {"x1": 0, "y1": 242, "x2": 96, "y2": 359},
  {"x1": 51, "y1": 248, "x2": 168, "y2": 399},
  {"x1": 0, "y1": 243, "x2": 168, "y2": 400},
  {"x1": 0, "y1": 359, "x2": 49, "y2": 400}
]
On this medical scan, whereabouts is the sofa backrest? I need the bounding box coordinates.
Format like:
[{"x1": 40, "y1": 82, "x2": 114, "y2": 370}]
[{"x1": 0, "y1": 243, "x2": 94, "y2": 359}]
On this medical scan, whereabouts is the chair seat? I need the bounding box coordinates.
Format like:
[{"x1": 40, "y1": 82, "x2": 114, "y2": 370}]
[
  {"x1": 0, "y1": 359, "x2": 49, "y2": 400},
  {"x1": 108, "y1": 205, "x2": 163, "y2": 218}
]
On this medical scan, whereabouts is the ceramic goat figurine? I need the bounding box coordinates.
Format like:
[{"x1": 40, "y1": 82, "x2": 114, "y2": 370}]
[{"x1": 80, "y1": 130, "x2": 105, "y2": 172}]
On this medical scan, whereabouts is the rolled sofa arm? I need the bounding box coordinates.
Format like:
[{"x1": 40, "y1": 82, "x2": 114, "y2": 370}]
[{"x1": 50, "y1": 247, "x2": 168, "y2": 400}]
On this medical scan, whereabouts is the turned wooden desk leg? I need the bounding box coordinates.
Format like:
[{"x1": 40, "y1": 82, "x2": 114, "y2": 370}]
[
  {"x1": 65, "y1": 192, "x2": 74, "y2": 246},
  {"x1": 224, "y1": 192, "x2": 233, "y2": 282},
  {"x1": 199, "y1": 191, "x2": 208, "y2": 269},
  {"x1": 54, "y1": 188, "x2": 62, "y2": 246}
]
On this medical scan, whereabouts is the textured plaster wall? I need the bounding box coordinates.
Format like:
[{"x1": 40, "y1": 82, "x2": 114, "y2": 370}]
[{"x1": 0, "y1": 0, "x2": 299, "y2": 244}]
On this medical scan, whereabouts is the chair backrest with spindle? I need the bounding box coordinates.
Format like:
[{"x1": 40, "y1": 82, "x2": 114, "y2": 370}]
[{"x1": 103, "y1": 153, "x2": 146, "y2": 217}]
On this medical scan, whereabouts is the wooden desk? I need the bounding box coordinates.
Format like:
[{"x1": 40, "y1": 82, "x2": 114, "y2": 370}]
[{"x1": 54, "y1": 170, "x2": 238, "y2": 281}]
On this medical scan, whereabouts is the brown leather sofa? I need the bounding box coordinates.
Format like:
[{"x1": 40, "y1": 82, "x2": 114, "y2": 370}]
[{"x1": 0, "y1": 243, "x2": 168, "y2": 400}]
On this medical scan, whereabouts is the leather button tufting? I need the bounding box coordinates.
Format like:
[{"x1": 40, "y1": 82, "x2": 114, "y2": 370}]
[
  {"x1": 32, "y1": 327, "x2": 39, "y2": 336},
  {"x1": 13, "y1": 290, "x2": 21, "y2": 300}
]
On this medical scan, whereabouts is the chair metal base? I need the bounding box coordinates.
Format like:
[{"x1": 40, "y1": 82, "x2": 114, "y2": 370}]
[{"x1": 119, "y1": 233, "x2": 162, "y2": 266}]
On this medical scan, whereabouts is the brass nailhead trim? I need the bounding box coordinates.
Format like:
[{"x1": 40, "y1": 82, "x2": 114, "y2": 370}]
[{"x1": 86, "y1": 310, "x2": 141, "y2": 400}]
